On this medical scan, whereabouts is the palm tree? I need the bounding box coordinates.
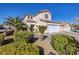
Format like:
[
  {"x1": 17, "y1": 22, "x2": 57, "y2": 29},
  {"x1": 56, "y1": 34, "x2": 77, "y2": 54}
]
[
  {"x1": 37, "y1": 25, "x2": 47, "y2": 40},
  {"x1": 4, "y1": 16, "x2": 23, "y2": 32}
]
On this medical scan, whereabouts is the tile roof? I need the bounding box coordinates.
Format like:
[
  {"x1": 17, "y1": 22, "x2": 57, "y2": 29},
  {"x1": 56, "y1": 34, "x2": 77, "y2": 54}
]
[
  {"x1": 34, "y1": 9, "x2": 51, "y2": 17},
  {"x1": 40, "y1": 19, "x2": 53, "y2": 23},
  {"x1": 24, "y1": 9, "x2": 52, "y2": 18},
  {"x1": 39, "y1": 9, "x2": 50, "y2": 13},
  {"x1": 40, "y1": 19, "x2": 70, "y2": 26}
]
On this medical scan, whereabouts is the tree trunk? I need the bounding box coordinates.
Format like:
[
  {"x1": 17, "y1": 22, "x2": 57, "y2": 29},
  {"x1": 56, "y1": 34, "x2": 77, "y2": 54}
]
[
  {"x1": 14, "y1": 27, "x2": 18, "y2": 32},
  {"x1": 40, "y1": 33, "x2": 44, "y2": 40}
]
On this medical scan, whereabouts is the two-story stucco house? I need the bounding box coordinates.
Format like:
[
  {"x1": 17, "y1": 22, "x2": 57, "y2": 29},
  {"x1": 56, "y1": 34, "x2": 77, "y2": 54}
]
[{"x1": 23, "y1": 9, "x2": 71, "y2": 33}]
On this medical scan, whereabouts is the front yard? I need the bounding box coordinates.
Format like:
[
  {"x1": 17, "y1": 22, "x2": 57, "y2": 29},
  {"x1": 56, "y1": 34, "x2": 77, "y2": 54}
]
[
  {"x1": 0, "y1": 16, "x2": 79, "y2": 55},
  {"x1": 0, "y1": 31, "x2": 40, "y2": 55},
  {"x1": 0, "y1": 30, "x2": 79, "y2": 55}
]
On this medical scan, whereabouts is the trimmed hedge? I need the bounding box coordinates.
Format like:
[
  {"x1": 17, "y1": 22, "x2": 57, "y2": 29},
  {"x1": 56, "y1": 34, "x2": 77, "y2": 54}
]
[
  {"x1": 13, "y1": 31, "x2": 33, "y2": 42},
  {"x1": 0, "y1": 33, "x2": 5, "y2": 45},
  {"x1": 0, "y1": 42, "x2": 40, "y2": 55},
  {"x1": 51, "y1": 34, "x2": 79, "y2": 55}
]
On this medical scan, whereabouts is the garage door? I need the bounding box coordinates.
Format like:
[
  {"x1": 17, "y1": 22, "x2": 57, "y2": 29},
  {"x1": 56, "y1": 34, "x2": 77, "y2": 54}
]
[
  {"x1": 64, "y1": 26, "x2": 70, "y2": 32},
  {"x1": 47, "y1": 26, "x2": 61, "y2": 33}
]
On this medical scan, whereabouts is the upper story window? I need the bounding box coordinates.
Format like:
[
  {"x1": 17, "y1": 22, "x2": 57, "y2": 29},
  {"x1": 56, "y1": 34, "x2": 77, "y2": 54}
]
[
  {"x1": 31, "y1": 16, "x2": 33, "y2": 19},
  {"x1": 45, "y1": 14, "x2": 48, "y2": 19},
  {"x1": 28, "y1": 16, "x2": 30, "y2": 19},
  {"x1": 28, "y1": 16, "x2": 33, "y2": 19}
]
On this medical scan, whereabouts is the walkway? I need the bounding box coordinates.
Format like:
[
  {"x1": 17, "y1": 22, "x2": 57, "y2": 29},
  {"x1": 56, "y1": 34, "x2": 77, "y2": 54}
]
[
  {"x1": 33, "y1": 35, "x2": 59, "y2": 55},
  {"x1": 5, "y1": 35, "x2": 13, "y2": 40}
]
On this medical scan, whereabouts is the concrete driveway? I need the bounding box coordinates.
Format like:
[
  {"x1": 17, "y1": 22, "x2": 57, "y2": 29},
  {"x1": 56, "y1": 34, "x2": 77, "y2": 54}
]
[{"x1": 56, "y1": 32, "x2": 79, "y2": 43}]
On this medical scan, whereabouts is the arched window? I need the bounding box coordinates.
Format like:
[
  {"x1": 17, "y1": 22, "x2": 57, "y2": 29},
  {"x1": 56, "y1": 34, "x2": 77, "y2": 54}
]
[{"x1": 45, "y1": 14, "x2": 48, "y2": 19}]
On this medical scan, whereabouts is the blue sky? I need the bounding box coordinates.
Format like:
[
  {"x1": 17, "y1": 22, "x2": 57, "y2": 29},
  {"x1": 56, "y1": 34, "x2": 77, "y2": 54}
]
[{"x1": 0, "y1": 3, "x2": 79, "y2": 24}]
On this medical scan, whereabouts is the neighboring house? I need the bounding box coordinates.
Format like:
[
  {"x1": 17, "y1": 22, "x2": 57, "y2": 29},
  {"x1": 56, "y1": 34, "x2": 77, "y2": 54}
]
[{"x1": 23, "y1": 9, "x2": 71, "y2": 33}]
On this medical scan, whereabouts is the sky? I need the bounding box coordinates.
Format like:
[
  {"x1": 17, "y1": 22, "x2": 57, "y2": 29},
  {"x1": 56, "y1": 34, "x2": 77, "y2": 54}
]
[{"x1": 0, "y1": 3, "x2": 79, "y2": 24}]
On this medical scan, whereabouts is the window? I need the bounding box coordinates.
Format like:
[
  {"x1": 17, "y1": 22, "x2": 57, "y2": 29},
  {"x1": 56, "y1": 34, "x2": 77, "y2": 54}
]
[
  {"x1": 28, "y1": 16, "x2": 30, "y2": 19},
  {"x1": 31, "y1": 16, "x2": 33, "y2": 19},
  {"x1": 28, "y1": 16, "x2": 33, "y2": 19},
  {"x1": 45, "y1": 14, "x2": 48, "y2": 19}
]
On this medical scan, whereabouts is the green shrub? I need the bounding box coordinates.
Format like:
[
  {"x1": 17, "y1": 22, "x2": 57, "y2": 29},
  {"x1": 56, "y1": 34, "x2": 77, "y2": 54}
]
[
  {"x1": 15, "y1": 42, "x2": 40, "y2": 55},
  {"x1": 0, "y1": 33, "x2": 5, "y2": 45},
  {"x1": 0, "y1": 42, "x2": 40, "y2": 55},
  {"x1": 51, "y1": 34, "x2": 78, "y2": 55},
  {"x1": 66, "y1": 43, "x2": 77, "y2": 55},
  {"x1": 0, "y1": 43, "x2": 16, "y2": 54},
  {"x1": 13, "y1": 31, "x2": 33, "y2": 42},
  {"x1": 0, "y1": 31, "x2": 40, "y2": 55}
]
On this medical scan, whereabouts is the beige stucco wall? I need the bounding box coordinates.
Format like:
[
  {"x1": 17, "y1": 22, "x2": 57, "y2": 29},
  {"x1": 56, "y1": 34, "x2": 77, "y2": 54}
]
[
  {"x1": 23, "y1": 10, "x2": 71, "y2": 33},
  {"x1": 34, "y1": 12, "x2": 51, "y2": 21},
  {"x1": 24, "y1": 11, "x2": 52, "y2": 26},
  {"x1": 34, "y1": 15, "x2": 47, "y2": 26}
]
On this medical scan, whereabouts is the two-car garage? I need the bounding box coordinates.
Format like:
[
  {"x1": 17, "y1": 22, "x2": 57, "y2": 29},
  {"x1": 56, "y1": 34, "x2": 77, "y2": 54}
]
[
  {"x1": 47, "y1": 25, "x2": 61, "y2": 33},
  {"x1": 47, "y1": 24, "x2": 71, "y2": 33}
]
